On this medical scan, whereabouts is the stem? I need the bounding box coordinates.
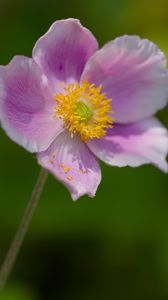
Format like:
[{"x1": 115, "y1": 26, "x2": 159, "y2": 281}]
[{"x1": 0, "y1": 168, "x2": 48, "y2": 291}]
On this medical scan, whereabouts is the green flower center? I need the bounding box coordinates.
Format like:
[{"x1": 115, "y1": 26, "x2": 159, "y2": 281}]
[{"x1": 74, "y1": 101, "x2": 93, "y2": 122}]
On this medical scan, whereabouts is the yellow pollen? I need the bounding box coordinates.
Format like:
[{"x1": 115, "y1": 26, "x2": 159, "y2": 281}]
[
  {"x1": 63, "y1": 166, "x2": 70, "y2": 173},
  {"x1": 60, "y1": 163, "x2": 71, "y2": 173},
  {"x1": 59, "y1": 163, "x2": 65, "y2": 168},
  {"x1": 54, "y1": 81, "x2": 115, "y2": 141},
  {"x1": 67, "y1": 175, "x2": 73, "y2": 181}
]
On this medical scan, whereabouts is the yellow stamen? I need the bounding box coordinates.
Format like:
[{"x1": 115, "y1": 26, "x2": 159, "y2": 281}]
[{"x1": 54, "y1": 81, "x2": 115, "y2": 141}]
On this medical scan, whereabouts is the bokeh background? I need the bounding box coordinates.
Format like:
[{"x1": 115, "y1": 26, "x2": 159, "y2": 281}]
[{"x1": 0, "y1": 0, "x2": 168, "y2": 299}]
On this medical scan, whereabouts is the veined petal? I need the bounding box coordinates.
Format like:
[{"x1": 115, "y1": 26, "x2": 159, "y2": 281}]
[
  {"x1": 81, "y1": 35, "x2": 168, "y2": 123},
  {"x1": 33, "y1": 18, "x2": 98, "y2": 87},
  {"x1": 0, "y1": 56, "x2": 63, "y2": 153},
  {"x1": 87, "y1": 118, "x2": 168, "y2": 172},
  {"x1": 37, "y1": 131, "x2": 101, "y2": 200}
]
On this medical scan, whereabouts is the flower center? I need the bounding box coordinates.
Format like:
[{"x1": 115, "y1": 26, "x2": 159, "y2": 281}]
[
  {"x1": 75, "y1": 101, "x2": 93, "y2": 121},
  {"x1": 54, "y1": 81, "x2": 115, "y2": 141}
]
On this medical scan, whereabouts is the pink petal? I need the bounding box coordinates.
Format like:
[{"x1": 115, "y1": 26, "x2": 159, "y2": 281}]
[
  {"x1": 81, "y1": 35, "x2": 168, "y2": 123},
  {"x1": 33, "y1": 18, "x2": 98, "y2": 88},
  {"x1": 37, "y1": 131, "x2": 101, "y2": 200},
  {"x1": 87, "y1": 118, "x2": 168, "y2": 172},
  {"x1": 0, "y1": 56, "x2": 63, "y2": 153}
]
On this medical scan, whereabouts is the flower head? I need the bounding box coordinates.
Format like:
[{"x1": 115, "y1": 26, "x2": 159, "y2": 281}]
[{"x1": 0, "y1": 18, "x2": 168, "y2": 200}]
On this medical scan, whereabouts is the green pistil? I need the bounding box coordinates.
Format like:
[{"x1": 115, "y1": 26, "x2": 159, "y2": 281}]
[{"x1": 75, "y1": 101, "x2": 93, "y2": 121}]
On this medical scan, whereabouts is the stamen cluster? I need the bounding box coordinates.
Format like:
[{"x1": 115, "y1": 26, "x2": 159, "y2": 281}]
[{"x1": 55, "y1": 81, "x2": 114, "y2": 141}]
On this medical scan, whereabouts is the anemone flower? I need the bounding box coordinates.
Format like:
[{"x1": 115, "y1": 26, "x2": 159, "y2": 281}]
[{"x1": 0, "y1": 18, "x2": 168, "y2": 200}]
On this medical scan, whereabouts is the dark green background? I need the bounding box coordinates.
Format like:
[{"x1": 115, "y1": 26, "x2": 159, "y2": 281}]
[{"x1": 0, "y1": 0, "x2": 168, "y2": 299}]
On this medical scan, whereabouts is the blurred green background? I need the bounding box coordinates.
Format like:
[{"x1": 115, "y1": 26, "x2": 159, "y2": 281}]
[{"x1": 0, "y1": 0, "x2": 168, "y2": 299}]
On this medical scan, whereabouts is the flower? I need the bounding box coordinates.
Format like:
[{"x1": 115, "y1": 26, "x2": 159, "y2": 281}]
[{"x1": 0, "y1": 18, "x2": 168, "y2": 200}]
